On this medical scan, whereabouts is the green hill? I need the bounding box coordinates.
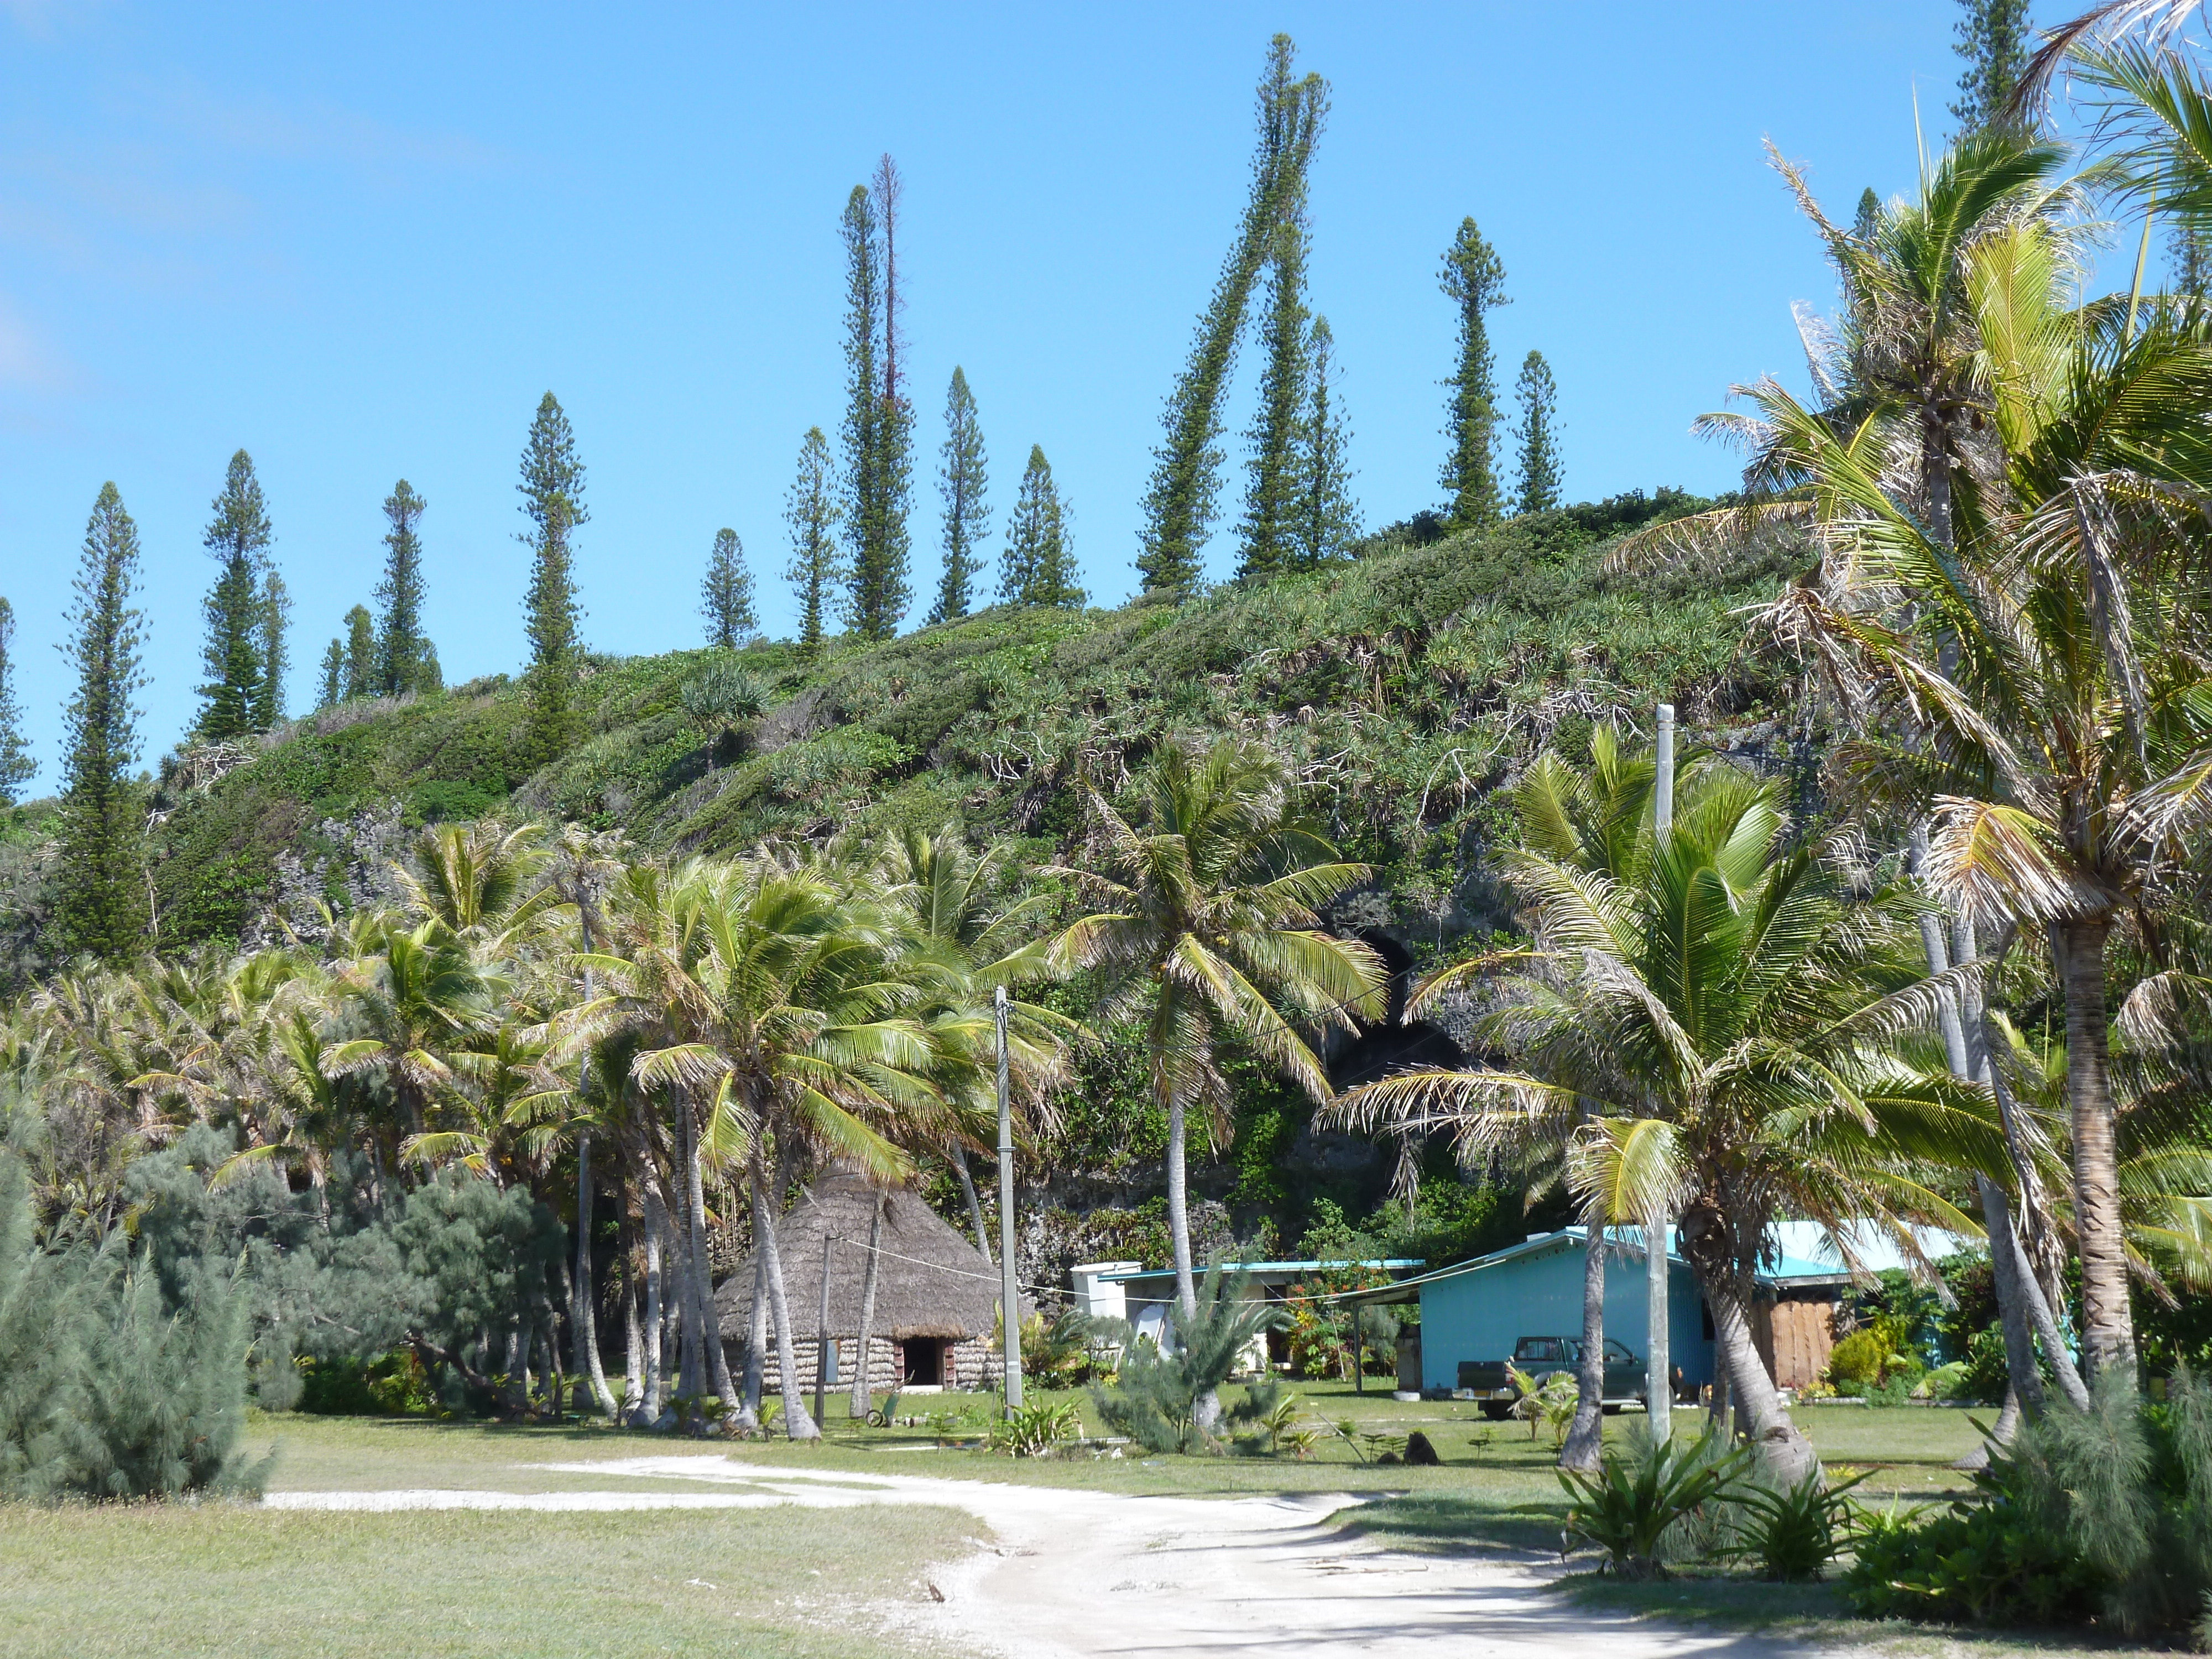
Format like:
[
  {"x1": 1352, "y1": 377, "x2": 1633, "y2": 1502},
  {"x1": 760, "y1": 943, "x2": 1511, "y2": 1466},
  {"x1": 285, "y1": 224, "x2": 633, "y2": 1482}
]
[{"x1": 119, "y1": 495, "x2": 1798, "y2": 958}]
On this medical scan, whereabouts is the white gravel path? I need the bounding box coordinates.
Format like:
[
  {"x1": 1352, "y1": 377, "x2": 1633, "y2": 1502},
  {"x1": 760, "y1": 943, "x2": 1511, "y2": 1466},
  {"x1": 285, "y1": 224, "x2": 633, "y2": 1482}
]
[{"x1": 272, "y1": 1454, "x2": 1854, "y2": 1659}]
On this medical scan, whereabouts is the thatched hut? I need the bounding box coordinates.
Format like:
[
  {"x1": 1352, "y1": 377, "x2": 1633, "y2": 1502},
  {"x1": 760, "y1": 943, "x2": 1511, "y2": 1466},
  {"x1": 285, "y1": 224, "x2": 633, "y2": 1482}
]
[{"x1": 715, "y1": 1170, "x2": 1027, "y2": 1395}]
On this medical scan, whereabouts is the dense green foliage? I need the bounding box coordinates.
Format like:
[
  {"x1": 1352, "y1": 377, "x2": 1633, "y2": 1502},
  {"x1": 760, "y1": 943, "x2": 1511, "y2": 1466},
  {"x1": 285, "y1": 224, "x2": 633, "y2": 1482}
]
[
  {"x1": 0, "y1": 598, "x2": 32, "y2": 807},
  {"x1": 55, "y1": 483, "x2": 148, "y2": 961},
  {"x1": 1438, "y1": 216, "x2": 1509, "y2": 531},
  {"x1": 930, "y1": 366, "x2": 990, "y2": 625}
]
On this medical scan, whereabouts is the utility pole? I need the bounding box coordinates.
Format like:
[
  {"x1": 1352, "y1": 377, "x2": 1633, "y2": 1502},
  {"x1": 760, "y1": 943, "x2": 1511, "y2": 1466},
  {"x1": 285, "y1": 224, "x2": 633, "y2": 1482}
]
[
  {"x1": 1648, "y1": 702, "x2": 1674, "y2": 1447},
  {"x1": 996, "y1": 986, "x2": 1024, "y2": 1413},
  {"x1": 814, "y1": 1232, "x2": 833, "y2": 1433}
]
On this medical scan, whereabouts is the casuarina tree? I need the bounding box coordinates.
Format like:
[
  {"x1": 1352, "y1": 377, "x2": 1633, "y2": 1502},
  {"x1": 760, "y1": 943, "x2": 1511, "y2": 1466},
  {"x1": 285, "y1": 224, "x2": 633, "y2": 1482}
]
[
  {"x1": 56, "y1": 483, "x2": 149, "y2": 959},
  {"x1": 930, "y1": 366, "x2": 989, "y2": 624},
  {"x1": 1439, "y1": 218, "x2": 1510, "y2": 531},
  {"x1": 784, "y1": 427, "x2": 844, "y2": 652},
  {"x1": 1139, "y1": 36, "x2": 1326, "y2": 592},
  {"x1": 195, "y1": 450, "x2": 272, "y2": 742},
  {"x1": 998, "y1": 447, "x2": 1083, "y2": 609},
  {"x1": 700, "y1": 528, "x2": 758, "y2": 649},
  {"x1": 0, "y1": 598, "x2": 32, "y2": 805},
  {"x1": 518, "y1": 393, "x2": 587, "y2": 760},
  {"x1": 1511, "y1": 349, "x2": 1562, "y2": 515},
  {"x1": 375, "y1": 481, "x2": 432, "y2": 697}
]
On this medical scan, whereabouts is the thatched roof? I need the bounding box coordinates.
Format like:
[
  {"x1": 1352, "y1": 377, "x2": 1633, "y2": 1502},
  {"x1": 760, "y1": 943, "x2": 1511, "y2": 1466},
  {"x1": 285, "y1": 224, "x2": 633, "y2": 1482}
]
[{"x1": 715, "y1": 1171, "x2": 1027, "y2": 1344}]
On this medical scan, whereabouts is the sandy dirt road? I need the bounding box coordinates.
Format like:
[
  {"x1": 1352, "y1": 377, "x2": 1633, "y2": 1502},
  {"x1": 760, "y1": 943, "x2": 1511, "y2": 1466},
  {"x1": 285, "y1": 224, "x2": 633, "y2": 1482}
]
[{"x1": 269, "y1": 1454, "x2": 1849, "y2": 1659}]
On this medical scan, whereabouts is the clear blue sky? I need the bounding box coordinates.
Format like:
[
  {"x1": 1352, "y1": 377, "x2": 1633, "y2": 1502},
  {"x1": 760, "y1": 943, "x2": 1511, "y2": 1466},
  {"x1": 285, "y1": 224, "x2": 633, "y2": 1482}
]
[{"x1": 0, "y1": 2, "x2": 2094, "y2": 793}]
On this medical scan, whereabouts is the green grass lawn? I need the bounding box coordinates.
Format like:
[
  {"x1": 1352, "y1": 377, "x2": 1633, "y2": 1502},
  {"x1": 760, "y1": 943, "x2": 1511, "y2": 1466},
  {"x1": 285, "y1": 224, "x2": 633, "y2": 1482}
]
[
  {"x1": 0, "y1": 1389, "x2": 2000, "y2": 1659},
  {"x1": 0, "y1": 1501, "x2": 967, "y2": 1659}
]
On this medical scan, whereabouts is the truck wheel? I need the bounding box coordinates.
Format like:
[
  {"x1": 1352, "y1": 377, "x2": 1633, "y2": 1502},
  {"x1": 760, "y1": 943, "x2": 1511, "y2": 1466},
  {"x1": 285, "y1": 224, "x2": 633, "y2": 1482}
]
[{"x1": 1479, "y1": 1402, "x2": 1512, "y2": 1421}]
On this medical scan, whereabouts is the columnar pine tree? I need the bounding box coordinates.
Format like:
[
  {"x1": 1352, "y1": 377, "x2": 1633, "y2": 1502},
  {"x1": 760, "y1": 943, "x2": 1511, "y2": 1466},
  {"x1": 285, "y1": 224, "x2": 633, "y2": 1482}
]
[
  {"x1": 1295, "y1": 315, "x2": 1359, "y2": 568},
  {"x1": 999, "y1": 446, "x2": 1083, "y2": 609},
  {"x1": 1238, "y1": 147, "x2": 1322, "y2": 581},
  {"x1": 316, "y1": 639, "x2": 345, "y2": 709},
  {"x1": 701, "y1": 528, "x2": 758, "y2": 648},
  {"x1": 839, "y1": 166, "x2": 914, "y2": 641},
  {"x1": 929, "y1": 366, "x2": 989, "y2": 624},
  {"x1": 342, "y1": 606, "x2": 377, "y2": 700},
  {"x1": 1853, "y1": 187, "x2": 1882, "y2": 242},
  {"x1": 55, "y1": 483, "x2": 148, "y2": 958},
  {"x1": 518, "y1": 393, "x2": 587, "y2": 760},
  {"x1": 195, "y1": 450, "x2": 272, "y2": 742},
  {"x1": 784, "y1": 427, "x2": 844, "y2": 652},
  {"x1": 257, "y1": 570, "x2": 289, "y2": 729},
  {"x1": 1138, "y1": 35, "x2": 1324, "y2": 592},
  {"x1": 1510, "y1": 350, "x2": 1562, "y2": 515},
  {"x1": 375, "y1": 481, "x2": 431, "y2": 696},
  {"x1": 0, "y1": 597, "x2": 33, "y2": 806},
  {"x1": 1439, "y1": 218, "x2": 1510, "y2": 531},
  {"x1": 2172, "y1": 222, "x2": 2211, "y2": 298},
  {"x1": 1950, "y1": 0, "x2": 2032, "y2": 134}
]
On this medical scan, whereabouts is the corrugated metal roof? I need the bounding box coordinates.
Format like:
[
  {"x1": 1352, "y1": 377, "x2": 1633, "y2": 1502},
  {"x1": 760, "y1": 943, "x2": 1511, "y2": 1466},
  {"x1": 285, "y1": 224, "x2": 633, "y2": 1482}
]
[
  {"x1": 1099, "y1": 1258, "x2": 1425, "y2": 1282},
  {"x1": 1339, "y1": 1227, "x2": 1858, "y2": 1303}
]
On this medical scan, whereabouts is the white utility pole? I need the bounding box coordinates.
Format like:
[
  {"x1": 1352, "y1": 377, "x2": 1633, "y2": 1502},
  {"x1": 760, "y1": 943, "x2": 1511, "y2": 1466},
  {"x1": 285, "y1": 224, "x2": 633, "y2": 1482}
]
[
  {"x1": 995, "y1": 986, "x2": 1024, "y2": 1413},
  {"x1": 1648, "y1": 703, "x2": 1674, "y2": 1446}
]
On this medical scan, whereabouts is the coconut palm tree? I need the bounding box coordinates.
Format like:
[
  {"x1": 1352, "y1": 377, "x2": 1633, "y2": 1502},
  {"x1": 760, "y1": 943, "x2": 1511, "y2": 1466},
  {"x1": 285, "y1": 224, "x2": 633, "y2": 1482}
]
[
  {"x1": 1050, "y1": 738, "x2": 1386, "y2": 1338},
  {"x1": 1331, "y1": 772, "x2": 2006, "y2": 1483}
]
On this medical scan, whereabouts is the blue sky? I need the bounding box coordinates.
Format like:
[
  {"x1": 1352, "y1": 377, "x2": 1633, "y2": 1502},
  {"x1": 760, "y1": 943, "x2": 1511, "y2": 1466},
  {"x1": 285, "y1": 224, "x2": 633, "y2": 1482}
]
[{"x1": 0, "y1": 2, "x2": 2105, "y2": 792}]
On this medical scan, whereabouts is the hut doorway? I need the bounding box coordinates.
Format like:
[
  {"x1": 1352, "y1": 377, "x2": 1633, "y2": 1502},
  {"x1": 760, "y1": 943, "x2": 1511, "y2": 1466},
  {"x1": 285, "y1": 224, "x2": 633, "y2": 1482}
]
[{"x1": 901, "y1": 1338, "x2": 945, "y2": 1388}]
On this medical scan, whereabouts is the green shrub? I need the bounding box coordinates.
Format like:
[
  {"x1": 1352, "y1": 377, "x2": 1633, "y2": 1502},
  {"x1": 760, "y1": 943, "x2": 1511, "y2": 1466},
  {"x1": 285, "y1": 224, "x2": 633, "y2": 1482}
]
[
  {"x1": 1090, "y1": 1267, "x2": 1279, "y2": 1453},
  {"x1": 1559, "y1": 1430, "x2": 1754, "y2": 1580},
  {"x1": 1732, "y1": 1467, "x2": 1871, "y2": 1581},
  {"x1": 1826, "y1": 1328, "x2": 1889, "y2": 1388}
]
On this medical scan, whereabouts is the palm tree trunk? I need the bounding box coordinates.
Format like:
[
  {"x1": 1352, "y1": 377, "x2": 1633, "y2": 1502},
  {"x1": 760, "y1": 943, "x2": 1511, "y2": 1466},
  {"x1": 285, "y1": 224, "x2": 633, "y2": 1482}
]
[
  {"x1": 640, "y1": 1183, "x2": 666, "y2": 1417},
  {"x1": 621, "y1": 1266, "x2": 645, "y2": 1421},
  {"x1": 739, "y1": 1248, "x2": 768, "y2": 1424},
  {"x1": 1560, "y1": 1220, "x2": 1607, "y2": 1472},
  {"x1": 1166, "y1": 1094, "x2": 1196, "y2": 1321},
  {"x1": 750, "y1": 1146, "x2": 818, "y2": 1440},
  {"x1": 571, "y1": 1130, "x2": 619, "y2": 1416},
  {"x1": 2056, "y1": 916, "x2": 2136, "y2": 1384},
  {"x1": 954, "y1": 1149, "x2": 992, "y2": 1265},
  {"x1": 670, "y1": 1103, "x2": 708, "y2": 1412},
  {"x1": 849, "y1": 1191, "x2": 885, "y2": 1421},
  {"x1": 680, "y1": 1097, "x2": 737, "y2": 1410},
  {"x1": 1681, "y1": 1208, "x2": 1814, "y2": 1483}
]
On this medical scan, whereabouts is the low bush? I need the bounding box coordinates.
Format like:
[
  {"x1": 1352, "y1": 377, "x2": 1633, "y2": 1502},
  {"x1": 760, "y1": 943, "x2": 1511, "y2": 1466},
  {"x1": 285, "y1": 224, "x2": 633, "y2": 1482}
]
[
  {"x1": 1732, "y1": 1467, "x2": 1871, "y2": 1581},
  {"x1": 1559, "y1": 1430, "x2": 1754, "y2": 1580},
  {"x1": 1090, "y1": 1267, "x2": 1280, "y2": 1453},
  {"x1": 1842, "y1": 1370, "x2": 2212, "y2": 1636}
]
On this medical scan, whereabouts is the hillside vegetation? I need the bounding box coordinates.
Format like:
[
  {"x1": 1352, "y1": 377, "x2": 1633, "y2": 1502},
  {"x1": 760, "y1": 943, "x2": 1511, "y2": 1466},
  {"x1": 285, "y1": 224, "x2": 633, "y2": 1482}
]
[{"x1": 117, "y1": 495, "x2": 1794, "y2": 963}]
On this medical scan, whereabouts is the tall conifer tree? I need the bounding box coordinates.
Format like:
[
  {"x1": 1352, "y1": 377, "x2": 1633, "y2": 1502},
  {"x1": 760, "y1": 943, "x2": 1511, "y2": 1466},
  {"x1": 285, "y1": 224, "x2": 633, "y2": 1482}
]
[
  {"x1": 1139, "y1": 36, "x2": 1324, "y2": 592},
  {"x1": 1238, "y1": 101, "x2": 1324, "y2": 583},
  {"x1": 0, "y1": 597, "x2": 33, "y2": 806},
  {"x1": 257, "y1": 569, "x2": 289, "y2": 729},
  {"x1": 195, "y1": 450, "x2": 272, "y2": 742},
  {"x1": 930, "y1": 366, "x2": 989, "y2": 624},
  {"x1": 785, "y1": 427, "x2": 844, "y2": 652},
  {"x1": 1295, "y1": 315, "x2": 1359, "y2": 568},
  {"x1": 1950, "y1": 0, "x2": 2032, "y2": 134},
  {"x1": 1510, "y1": 349, "x2": 1562, "y2": 515},
  {"x1": 56, "y1": 483, "x2": 148, "y2": 958},
  {"x1": 701, "y1": 528, "x2": 758, "y2": 648},
  {"x1": 317, "y1": 639, "x2": 345, "y2": 710},
  {"x1": 518, "y1": 393, "x2": 587, "y2": 759},
  {"x1": 839, "y1": 165, "x2": 914, "y2": 640},
  {"x1": 343, "y1": 606, "x2": 377, "y2": 700},
  {"x1": 999, "y1": 447, "x2": 1083, "y2": 609},
  {"x1": 1439, "y1": 219, "x2": 1510, "y2": 531},
  {"x1": 375, "y1": 480, "x2": 431, "y2": 696}
]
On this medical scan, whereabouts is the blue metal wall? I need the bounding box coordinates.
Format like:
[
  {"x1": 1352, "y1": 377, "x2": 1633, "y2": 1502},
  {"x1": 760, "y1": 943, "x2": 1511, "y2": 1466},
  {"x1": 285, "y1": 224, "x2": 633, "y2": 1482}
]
[{"x1": 1417, "y1": 1235, "x2": 1717, "y2": 1392}]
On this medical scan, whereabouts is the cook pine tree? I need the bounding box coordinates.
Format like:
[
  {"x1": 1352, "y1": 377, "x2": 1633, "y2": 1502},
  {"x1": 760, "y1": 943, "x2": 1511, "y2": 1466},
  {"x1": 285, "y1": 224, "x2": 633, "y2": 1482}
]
[
  {"x1": 376, "y1": 480, "x2": 433, "y2": 696},
  {"x1": 784, "y1": 426, "x2": 844, "y2": 653},
  {"x1": 1950, "y1": 0, "x2": 2032, "y2": 134},
  {"x1": 840, "y1": 156, "x2": 914, "y2": 641},
  {"x1": 701, "y1": 528, "x2": 758, "y2": 648},
  {"x1": 1439, "y1": 218, "x2": 1510, "y2": 532},
  {"x1": 1511, "y1": 349, "x2": 1562, "y2": 515},
  {"x1": 56, "y1": 482, "x2": 149, "y2": 958},
  {"x1": 316, "y1": 638, "x2": 345, "y2": 709},
  {"x1": 1296, "y1": 315, "x2": 1359, "y2": 567},
  {"x1": 519, "y1": 392, "x2": 587, "y2": 760},
  {"x1": 999, "y1": 446, "x2": 1083, "y2": 609},
  {"x1": 196, "y1": 449, "x2": 273, "y2": 742},
  {"x1": 1139, "y1": 35, "x2": 1326, "y2": 592},
  {"x1": 258, "y1": 569, "x2": 289, "y2": 729},
  {"x1": 343, "y1": 606, "x2": 377, "y2": 700},
  {"x1": 0, "y1": 597, "x2": 33, "y2": 805},
  {"x1": 929, "y1": 366, "x2": 989, "y2": 624}
]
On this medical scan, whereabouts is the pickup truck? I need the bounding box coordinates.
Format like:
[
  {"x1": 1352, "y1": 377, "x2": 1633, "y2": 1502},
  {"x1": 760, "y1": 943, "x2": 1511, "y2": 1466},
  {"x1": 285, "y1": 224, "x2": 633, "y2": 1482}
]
[{"x1": 1458, "y1": 1335, "x2": 1647, "y2": 1418}]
